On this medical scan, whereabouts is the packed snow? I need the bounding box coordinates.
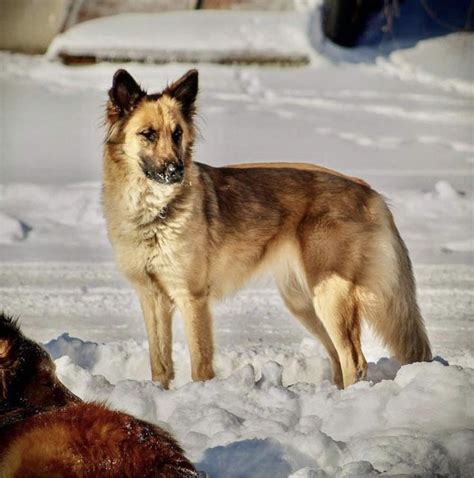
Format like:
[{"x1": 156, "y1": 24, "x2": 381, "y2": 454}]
[{"x1": 0, "y1": 6, "x2": 473, "y2": 477}]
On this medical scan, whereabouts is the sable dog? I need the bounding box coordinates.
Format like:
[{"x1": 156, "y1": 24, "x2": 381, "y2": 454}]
[
  {"x1": 102, "y1": 69, "x2": 432, "y2": 390},
  {"x1": 0, "y1": 313, "x2": 198, "y2": 478}
]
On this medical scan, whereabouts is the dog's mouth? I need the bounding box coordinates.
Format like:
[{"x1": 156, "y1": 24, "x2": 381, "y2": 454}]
[{"x1": 140, "y1": 158, "x2": 184, "y2": 185}]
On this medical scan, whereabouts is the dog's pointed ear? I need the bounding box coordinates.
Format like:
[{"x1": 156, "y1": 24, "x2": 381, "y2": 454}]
[
  {"x1": 165, "y1": 69, "x2": 198, "y2": 120},
  {"x1": 109, "y1": 69, "x2": 145, "y2": 116}
]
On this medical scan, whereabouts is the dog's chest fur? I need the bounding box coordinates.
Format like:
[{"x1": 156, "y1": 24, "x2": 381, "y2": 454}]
[{"x1": 108, "y1": 180, "x2": 204, "y2": 294}]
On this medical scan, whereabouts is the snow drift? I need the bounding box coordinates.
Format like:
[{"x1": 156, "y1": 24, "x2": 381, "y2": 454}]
[
  {"x1": 48, "y1": 334, "x2": 474, "y2": 477},
  {"x1": 378, "y1": 33, "x2": 474, "y2": 96}
]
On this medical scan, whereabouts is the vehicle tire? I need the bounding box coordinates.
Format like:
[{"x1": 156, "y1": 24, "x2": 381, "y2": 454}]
[{"x1": 322, "y1": 0, "x2": 372, "y2": 47}]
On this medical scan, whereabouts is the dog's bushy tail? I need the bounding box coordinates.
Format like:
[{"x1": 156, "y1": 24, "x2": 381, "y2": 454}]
[
  {"x1": 360, "y1": 202, "x2": 432, "y2": 364},
  {"x1": 385, "y1": 233, "x2": 432, "y2": 364}
]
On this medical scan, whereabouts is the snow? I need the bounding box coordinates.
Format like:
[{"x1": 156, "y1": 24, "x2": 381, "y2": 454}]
[
  {"x1": 49, "y1": 335, "x2": 474, "y2": 477},
  {"x1": 0, "y1": 211, "x2": 27, "y2": 244},
  {"x1": 47, "y1": 11, "x2": 314, "y2": 64},
  {"x1": 1, "y1": 7, "x2": 473, "y2": 477},
  {"x1": 383, "y1": 33, "x2": 474, "y2": 96},
  {"x1": 377, "y1": 33, "x2": 474, "y2": 97}
]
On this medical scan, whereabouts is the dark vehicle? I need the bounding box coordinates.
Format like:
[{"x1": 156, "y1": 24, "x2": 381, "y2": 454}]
[{"x1": 322, "y1": 0, "x2": 474, "y2": 48}]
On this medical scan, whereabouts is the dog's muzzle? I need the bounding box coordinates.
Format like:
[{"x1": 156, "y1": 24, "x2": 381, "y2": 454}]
[
  {"x1": 163, "y1": 161, "x2": 184, "y2": 184},
  {"x1": 141, "y1": 158, "x2": 184, "y2": 185}
]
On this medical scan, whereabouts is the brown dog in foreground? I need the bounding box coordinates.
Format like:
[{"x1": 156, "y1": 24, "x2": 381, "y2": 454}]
[
  {"x1": 102, "y1": 69, "x2": 432, "y2": 390},
  {"x1": 0, "y1": 313, "x2": 198, "y2": 478}
]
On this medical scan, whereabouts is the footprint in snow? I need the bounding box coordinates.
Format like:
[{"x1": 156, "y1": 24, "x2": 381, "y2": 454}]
[{"x1": 0, "y1": 211, "x2": 31, "y2": 244}]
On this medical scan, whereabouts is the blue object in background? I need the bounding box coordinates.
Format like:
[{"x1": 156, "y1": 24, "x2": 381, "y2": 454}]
[{"x1": 360, "y1": 0, "x2": 473, "y2": 47}]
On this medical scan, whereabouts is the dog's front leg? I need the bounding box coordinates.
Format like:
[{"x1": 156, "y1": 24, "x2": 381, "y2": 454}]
[
  {"x1": 137, "y1": 289, "x2": 174, "y2": 389},
  {"x1": 176, "y1": 294, "x2": 215, "y2": 382}
]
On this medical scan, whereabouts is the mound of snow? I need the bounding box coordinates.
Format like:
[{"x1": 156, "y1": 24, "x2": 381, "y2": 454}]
[
  {"x1": 443, "y1": 238, "x2": 474, "y2": 253},
  {"x1": 50, "y1": 334, "x2": 474, "y2": 476},
  {"x1": 380, "y1": 33, "x2": 474, "y2": 96},
  {"x1": 0, "y1": 183, "x2": 108, "y2": 259},
  {"x1": 47, "y1": 11, "x2": 313, "y2": 64},
  {"x1": 0, "y1": 211, "x2": 28, "y2": 244},
  {"x1": 433, "y1": 180, "x2": 462, "y2": 200},
  {"x1": 0, "y1": 183, "x2": 104, "y2": 228}
]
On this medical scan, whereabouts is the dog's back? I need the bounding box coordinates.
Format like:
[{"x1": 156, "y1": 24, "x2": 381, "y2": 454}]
[
  {"x1": 0, "y1": 313, "x2": 198, "y2": 478},
  {"x1": 1, "y1": 402, "x2": 197, "y2": 478}
]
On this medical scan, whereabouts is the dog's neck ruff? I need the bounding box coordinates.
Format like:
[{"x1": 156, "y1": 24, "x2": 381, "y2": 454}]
[
  {"x1": 123, "y1": 176, "x2": 176, "y2": 227},
  {"x1": 135, "y1": 201, "x2": 171, "y2": 228},
  {"x1": 123, "y1": 167, "x2": 196, "y2": 229}
]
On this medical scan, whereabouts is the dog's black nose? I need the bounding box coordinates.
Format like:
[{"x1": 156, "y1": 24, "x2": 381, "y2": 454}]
[{"x1": 165, "y1": 162, "x2": 184, "y2": 183}]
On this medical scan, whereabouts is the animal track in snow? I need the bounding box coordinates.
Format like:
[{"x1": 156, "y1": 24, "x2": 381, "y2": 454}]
[
  {"x1": 417, "y1": 135, "x2": 474, "y2": 154},
  {"x1": 314, "y1": 127, "x2": 474, "y2": 154},
  {"x1": 314, "y1": 127, "x2": 403, "y2": 150}
]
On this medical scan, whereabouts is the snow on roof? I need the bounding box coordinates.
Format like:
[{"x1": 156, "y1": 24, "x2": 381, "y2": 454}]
[{"x1": 47, "y1": 10, "x2": 313, "y2": 64}]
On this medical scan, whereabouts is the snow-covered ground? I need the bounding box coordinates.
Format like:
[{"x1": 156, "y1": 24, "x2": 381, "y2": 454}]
[{"x1": 0, "y1": 8, "x2": 473, "y2": 477}]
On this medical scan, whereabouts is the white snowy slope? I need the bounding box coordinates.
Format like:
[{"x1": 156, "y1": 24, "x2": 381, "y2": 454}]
[
  {"x1": 0, "y1": 9, "x2": 473, "y2": 477},
  {"x1": 378, "y1": 32, "x2": 474, "y2": 97}
]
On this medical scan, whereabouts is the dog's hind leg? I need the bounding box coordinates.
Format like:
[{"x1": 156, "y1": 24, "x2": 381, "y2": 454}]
[
  {"x1": 312, "y1": 275, "x2": 367, "y2": 388},
  {"x1": 176, "y1": 295, "x2": 215, "y2": 383},
  {"x1": 138, "y1": 289, "x2": 175, "y2": 389},
  {"x1": 276, "y1": 275, "x2": 343, "y2": 389}
]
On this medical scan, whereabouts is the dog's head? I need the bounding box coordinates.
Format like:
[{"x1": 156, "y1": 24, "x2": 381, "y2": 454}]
[
  {"x1": 0, "y1": 313, "x2": 79, "y2": 409},
  {"x1": 105, "y1": 69, "x2": 198, "y2": 186}
]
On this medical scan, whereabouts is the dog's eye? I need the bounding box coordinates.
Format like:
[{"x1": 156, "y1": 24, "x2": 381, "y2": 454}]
[
  {"x1": 172, "y1": 126, "x2": 182, "y2": 144},
  {"x1": 139, "y1": 129, "x2": 157, "y2": 142}
]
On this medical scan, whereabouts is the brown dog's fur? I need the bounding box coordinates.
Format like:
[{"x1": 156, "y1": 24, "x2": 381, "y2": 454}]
[
  {"x1": 102, "y1": 69, "x2": 432, "y2": 390},
  {"x1": 0, "y1": 313, "x2": 198, "y2": 478}
]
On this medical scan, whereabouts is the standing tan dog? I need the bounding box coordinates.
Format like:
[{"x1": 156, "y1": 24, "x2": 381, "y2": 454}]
[{"x1": 102, "y1": 69, "x2": 432, "y2": 390}]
